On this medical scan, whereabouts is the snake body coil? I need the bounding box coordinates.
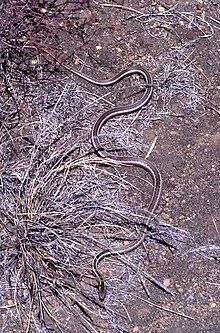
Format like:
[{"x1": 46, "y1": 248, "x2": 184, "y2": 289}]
[
  {"x1": 42, "y1": 49, "x2": 162, "y2": 301},
  {"x1": 91, "y1": 67, "x2": 162, "y2": 301}
]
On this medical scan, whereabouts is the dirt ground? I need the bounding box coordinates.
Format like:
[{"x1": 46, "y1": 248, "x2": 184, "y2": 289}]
[{"x1": 0, "y1": 1, "x2": 219, "y2": 332}]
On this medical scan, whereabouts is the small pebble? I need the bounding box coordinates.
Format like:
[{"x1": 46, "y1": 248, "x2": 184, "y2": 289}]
[
  {"x1": 158, "y1": 5, "x2": 165, "y2": 12},
  {"x1": 96, "y1": 45, "x2": 102, "y2": 51},
  {"x1": 7, "y1": 299, "x2": 14, "y2": 305},
  {"x1": 40, "y1": 8, "x2": 47, "y2": 13},
  {"x1": 210, "y1": 302, "x2": 216, "y2": 308},
  {"x1": 161, "y1": 212, "x2": 171, "y2": 220},
  {"x1": 163, "y1": 278, "x2": 171, "y2": 287}
]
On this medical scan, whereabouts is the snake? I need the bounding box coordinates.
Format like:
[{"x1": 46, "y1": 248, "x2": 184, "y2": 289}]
[{"x1": 42, "y1": 49, "x2": 162, "y2": 301}]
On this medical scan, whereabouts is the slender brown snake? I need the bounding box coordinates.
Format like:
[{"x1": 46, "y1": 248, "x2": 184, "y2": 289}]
[{"x1": 42, "y1": 49, "x2": 162, "y2": 301}]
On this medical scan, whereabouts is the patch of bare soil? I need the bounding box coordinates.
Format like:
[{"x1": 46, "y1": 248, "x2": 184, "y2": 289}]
[{"x1": 0, "y1": 1, "x2": 219, "y2": 332}]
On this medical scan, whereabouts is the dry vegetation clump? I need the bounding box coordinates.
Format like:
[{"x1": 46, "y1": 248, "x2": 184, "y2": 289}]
[
  {"x1": 0, "y1": 66, "x2": 189, "y2": 331},
  {"x1": 0, "y1": 68, "x2": 189, "y2": 332}
]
